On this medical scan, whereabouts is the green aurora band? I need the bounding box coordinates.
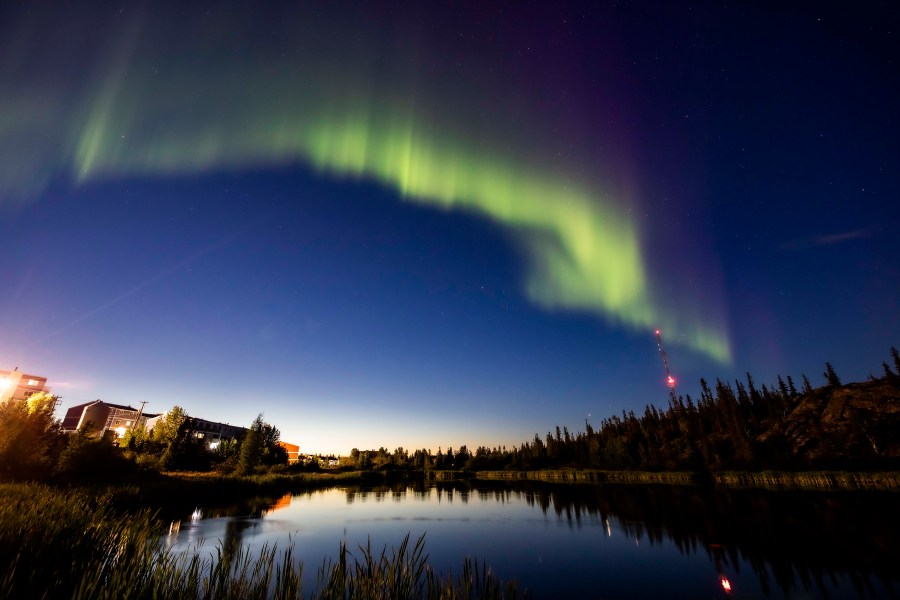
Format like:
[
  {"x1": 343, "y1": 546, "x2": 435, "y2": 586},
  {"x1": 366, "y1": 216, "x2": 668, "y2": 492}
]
[{"x1": 0, "y1": 9, "x2": 731, "y2": 363}]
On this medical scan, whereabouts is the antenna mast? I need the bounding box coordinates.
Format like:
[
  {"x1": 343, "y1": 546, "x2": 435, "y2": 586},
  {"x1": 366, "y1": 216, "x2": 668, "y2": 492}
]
[
  {"x1": 132, "y1": 401, "x2": 148, "y2": 431},
  {"x1": 655, "y1": 329, "x2": 677, "y2": 397}
]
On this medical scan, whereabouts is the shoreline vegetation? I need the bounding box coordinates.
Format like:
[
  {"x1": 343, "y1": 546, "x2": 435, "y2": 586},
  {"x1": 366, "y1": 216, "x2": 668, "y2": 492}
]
[
  {"x1": 467, "y1": 468, "x2": 900, "y2": 491},
  {"x1": 97, "y1": 468, "x2": 900, "y2": 519},
  {"x1": 153, "y1": 467, "x2": 900, "y2": 498},
  {"x1": 84, "y1": 462, "x2": 900, "y2": 516}
]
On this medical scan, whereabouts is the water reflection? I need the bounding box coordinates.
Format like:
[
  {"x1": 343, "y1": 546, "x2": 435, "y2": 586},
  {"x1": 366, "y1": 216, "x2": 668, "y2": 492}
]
[
  {"x1": 267, "y1": 493, "x2": 293, "y2": 514},
  {"x1": 166, "y1": 482, "x2": 900, "y2": 599},
  {"x1": 464, "y1": 482, "x2": 898, "y2": 598}
]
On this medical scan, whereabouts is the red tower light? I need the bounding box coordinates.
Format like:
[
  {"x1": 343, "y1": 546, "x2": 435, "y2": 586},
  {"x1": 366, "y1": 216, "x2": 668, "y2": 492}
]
[{"x1": 656, "y1": 329, "x2": 677, "y2": 395}]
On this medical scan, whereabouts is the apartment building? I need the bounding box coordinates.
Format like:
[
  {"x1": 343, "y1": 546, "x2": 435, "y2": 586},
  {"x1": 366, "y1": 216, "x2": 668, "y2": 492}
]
[
  {"x1": 60, "y1": 400, "x2": 157, "y2": 438},
  {"x1": 0, "y1": 368, "x2": 50, "y2": 404},
  {"x1": 144, "y1": 413, "x2": 247, "y2": 446}
]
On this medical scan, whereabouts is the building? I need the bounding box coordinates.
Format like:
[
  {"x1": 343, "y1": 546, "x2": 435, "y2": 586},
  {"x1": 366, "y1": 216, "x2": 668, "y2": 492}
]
[
  {"x1": 60, "y1": 400, "x2": 157, "y2": 438},
  {"x1": 144, "y1": 413, "x2": 247, "y2": 446},
  {"x1": 279, "y1": 441, "x2": 300, "y2": 464},
  {"x1": 0, "y1": 369, "x2": 50, "y2": 404},
  {"x1": 59, "y1": 398, "x2": 298, "y2": 460}
]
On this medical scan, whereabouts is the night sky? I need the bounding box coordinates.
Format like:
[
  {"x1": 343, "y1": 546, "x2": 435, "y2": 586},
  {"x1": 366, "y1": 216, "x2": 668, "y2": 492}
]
[{"x1": 1, "y1": 2, "x2": 897, "y2": 454}]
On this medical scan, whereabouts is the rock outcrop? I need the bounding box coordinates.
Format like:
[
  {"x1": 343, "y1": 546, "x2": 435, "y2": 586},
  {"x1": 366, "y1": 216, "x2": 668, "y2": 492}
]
[{"x1": 760, "y1": 379, "x2": 900, "y2": 468}]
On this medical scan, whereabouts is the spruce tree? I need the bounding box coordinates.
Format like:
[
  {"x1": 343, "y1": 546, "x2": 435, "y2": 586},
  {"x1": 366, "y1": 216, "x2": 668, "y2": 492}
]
[
  {"x1": 700, "y1": 378, "x2": 714, "y2": 405},
  {"x1": 824, "y1": 362, "x2": 842, "y2": 387},
  {"x1": 777, "y1": 375, "x2": 790, "y2": 401},
  {"x1": 884, "y1": 361, "x2": 900, "y2": 385},
  {"x1": 237, "y1": 414, "x2": 265, "y2": 475},
  {"x1": 786, "y1": 375, "x2": 798, "y2": 396},
  {"x1": 802, "y1": 374, "x2": 814, "y2": 394}
]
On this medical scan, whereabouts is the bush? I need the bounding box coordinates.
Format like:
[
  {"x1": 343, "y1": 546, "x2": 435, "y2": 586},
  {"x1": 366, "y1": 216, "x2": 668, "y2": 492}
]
[{"x1": 55, "y1": 429, "x2": 140, "y2": 483}]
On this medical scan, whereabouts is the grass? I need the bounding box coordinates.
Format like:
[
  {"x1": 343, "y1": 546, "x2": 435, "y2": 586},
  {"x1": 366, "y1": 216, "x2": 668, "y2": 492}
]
[
  {"x1": 469, "y1": 468, "x2": 900, "y2": 491},
  {"x1": 472, "y1": 469, "x2": 697, "y2": 486},
  {"x1": 711, "y1": 470, "x2": 900, "y2": 491},
  {"x1": 0, "y1": 483, "x2": 525, "y2": 599}
]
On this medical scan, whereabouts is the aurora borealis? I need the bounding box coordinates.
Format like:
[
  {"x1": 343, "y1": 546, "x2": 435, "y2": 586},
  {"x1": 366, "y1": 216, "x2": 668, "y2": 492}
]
[
  {"x1": 1, "y1": 2, "x2": 897, "y2": 453},
  {"x1": 2, "y1": 3, "x2": 728, "y2": 362}
]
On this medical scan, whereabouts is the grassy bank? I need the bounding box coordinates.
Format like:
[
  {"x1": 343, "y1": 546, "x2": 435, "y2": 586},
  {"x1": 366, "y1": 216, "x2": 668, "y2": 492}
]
[
  {"x1": 471, "y1": 469, "x2": 696, "y2": 486},
  {"x1": 710, "y1": 470, "x2": 900, "y2": 491},
  {"x1": 142, "y1": 468, "x2": 900, "y2": 500},
  {"x1": 103, "y1": 470, "x2": 398, "y2": 516},
  {"x1": 468, "y1": 468, "x2": 900, "y2": 491},
  {"x1": 0, "y1": 483, "x2": 524, "y2": 599}
]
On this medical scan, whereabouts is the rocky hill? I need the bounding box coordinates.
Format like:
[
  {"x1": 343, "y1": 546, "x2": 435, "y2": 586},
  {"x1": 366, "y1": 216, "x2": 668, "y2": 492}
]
[{"x1": 760, "y1": 378, "x2": 900, "y2": 469}]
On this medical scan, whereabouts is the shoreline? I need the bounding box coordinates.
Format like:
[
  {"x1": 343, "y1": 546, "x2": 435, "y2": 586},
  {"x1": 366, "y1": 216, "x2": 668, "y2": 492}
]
[
  {"x1": 145, "y1": 467, "x2": 900, "y2": 497},
  {"x1": 36, "y1": 467, "x2": 899, "y2": 516},
  {"x1": 464, "y1": 469, "x2": 900, "y2": 491}
]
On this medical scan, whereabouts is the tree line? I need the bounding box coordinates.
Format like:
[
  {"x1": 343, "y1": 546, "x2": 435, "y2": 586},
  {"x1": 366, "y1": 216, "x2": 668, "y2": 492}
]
[
  {"x1": 345, "y1": 349, "x2": 900, "y2": 473},
  {"x1": 2, "y1": 348, "x2": 898, "y2": 482}
]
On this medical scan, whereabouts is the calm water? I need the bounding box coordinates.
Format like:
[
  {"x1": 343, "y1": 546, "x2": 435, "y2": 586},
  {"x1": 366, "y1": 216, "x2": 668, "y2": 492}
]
[{"x1": 165, "y1": 482, "x2": 900, "y2": 598}]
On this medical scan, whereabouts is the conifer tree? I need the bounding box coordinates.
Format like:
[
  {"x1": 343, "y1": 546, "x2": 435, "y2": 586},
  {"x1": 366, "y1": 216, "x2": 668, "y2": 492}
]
[
  {"x1": 786, "y1": 375, "x2": 798, "y2": 396},
  {"x1": 884, "y1": 361, "x2": 900, "y2": 386},
  {"x1": 237, "y1": 414, "x2": 265, "y2": 475},
  {"x1": 824, "y1": 362, "x2": 842, "y2": 387},
  {"x1": 777, "y1": 375, "x2": 790, "y2": 401},
  {"x1": 802, "y1": 374, "x2": 814, "y2": 394},
  {"x1": 746, "y1": 372, "x2": 762, "y2": 405},
  {"x1": 699, "y1": 378, "x2": 714, "y2": 406}
]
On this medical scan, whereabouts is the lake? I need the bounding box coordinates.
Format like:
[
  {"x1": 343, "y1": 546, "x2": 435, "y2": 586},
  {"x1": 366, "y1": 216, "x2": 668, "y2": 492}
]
[{"x1": 164, "y1": 481, "x2": 900, "y2": 598}]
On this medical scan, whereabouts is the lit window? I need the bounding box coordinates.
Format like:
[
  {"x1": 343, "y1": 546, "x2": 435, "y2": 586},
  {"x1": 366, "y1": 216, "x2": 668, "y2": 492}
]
[{"x1": 27, "y1": 379, "x2": 39, "y2": 386}]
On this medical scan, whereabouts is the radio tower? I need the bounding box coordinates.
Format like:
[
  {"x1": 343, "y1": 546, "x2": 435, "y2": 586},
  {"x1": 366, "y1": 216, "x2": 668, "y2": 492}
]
[{"x1": 655, "y1": 329, "x2": 677, "y2": 398}]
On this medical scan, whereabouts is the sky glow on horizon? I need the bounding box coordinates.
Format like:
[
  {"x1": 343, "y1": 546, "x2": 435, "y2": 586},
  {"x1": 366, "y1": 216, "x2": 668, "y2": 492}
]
[{"x1": 1, "y1": 2, "x2": 897, "y2": 454}]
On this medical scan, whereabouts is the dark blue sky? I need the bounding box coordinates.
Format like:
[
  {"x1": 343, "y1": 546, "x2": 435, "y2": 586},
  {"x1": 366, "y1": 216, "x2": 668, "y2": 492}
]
[{"x1": 1, "y1": 2, "x2": 897, "y2": 452}]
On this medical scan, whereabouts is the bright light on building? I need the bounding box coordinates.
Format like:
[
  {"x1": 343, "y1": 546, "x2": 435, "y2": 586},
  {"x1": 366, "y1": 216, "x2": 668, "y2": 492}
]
[{"x1": 114, "y1": 426, "x2": 127, "y2": 438}]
